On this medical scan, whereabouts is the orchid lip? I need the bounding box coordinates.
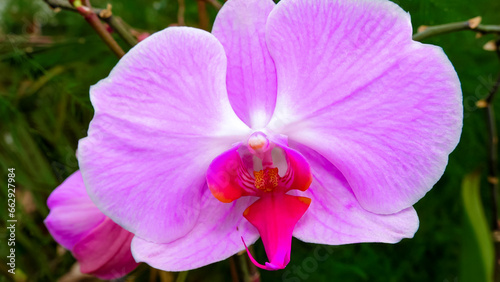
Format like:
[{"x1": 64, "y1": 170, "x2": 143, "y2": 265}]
[{"x1": 241, "y1": 236, "x2": 285, "y2": 271}]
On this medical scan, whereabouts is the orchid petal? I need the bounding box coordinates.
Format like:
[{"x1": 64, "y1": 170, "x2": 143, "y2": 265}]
[
  {"x1": 44, "y1": 171, "x2": 105, "y2": 250},
  {"x1": 212, "y1": 0, "x2": 277, "y2": 128},
  {"x1": 291, "y1": 143, "x2": 419, "y2": 244},
  {"x1": 78, "y1": 27, "x2": 251, "y2": 243},
  {"x1": 206, "y1": 145, "x2": 257, "y2": 203},
  {"x1": 280, "y1": 146, "x2": 313, "y2": 192},
  {"x1": 243, "y1": 193, "x2": 311, "y2": 270},
  {"x1": 73, "y1": 217, "x2": 138, "y2": 279},
  {"x1": 266, "y1": 0, "x2": 462, "y2": 214},
  {"x1": 131, "y1": 187, "x2": 259, "y2": 271}
]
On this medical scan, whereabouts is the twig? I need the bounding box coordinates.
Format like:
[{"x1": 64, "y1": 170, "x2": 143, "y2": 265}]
[
  {"x1": 104, "y1": 15, "x2": 138, "y2": 47},
  {"x1": 197, "y1": 0, "x2": 210, "y2": 31},
  {"x1": 175, "y1": 271, "x2": 188, "y2": 282},
  {"x1": 177, "y1": 0, "x2": 186, "y2": 26},
  {"x1": 229, "y1": 256, "x2": 240, "y2": 282},
  {"x1": 244, "y1": 246, "x2": 260, "y2": 282},
  {"x1": 480, "y1": 57, "x2": 500, "y2": 281},
  {"x1": 76, "y1": 3, "x2": 125, "y2": 57},
  {"x1": 205, "y1": 0, "x2": 222, "y2": 10},
  {"x1": 229, "y1": 248, "x2": 260, "y2": 282},
  {"x1": 43, "y1": 0, "x2": 137, "y2": 48},
  {"x1": 413, "y1": 16, "x2": 500, "y2": 41}
]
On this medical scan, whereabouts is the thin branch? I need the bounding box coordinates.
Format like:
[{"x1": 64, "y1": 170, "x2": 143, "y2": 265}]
[
  {"x1": 44, "y1": 0, "x2": 97, "y2": 13},
  {"x1": 479, "y1": 52, "x2": 500, "y2": 281},
  {"x1": 205, "y1": 0, "x2": 222, "y2": 10},
  {"x1": 229, "y1": 248, "x2": 260, "y2": 282},
  {"x1": 105, "y1": 16, "x2": 138, "y2": 47},
  {"x1": 484, "y1": 74, "x2": 500, "y2": 229},
  {"x1": 413, "y1": 17, "x2": 500, "y2": 41},
  {"x1": 489, "y1": 73, "x2": 500, "y2": 282},
  {"x1": 197, "y1": 0, "x2": 210, "y2": 31},
  {"x1": 244, "y1": 246, "x2": 260, "y2": 282},
  {"x1": 43, "y1": 0, "x2": 137, "y2": 48},
  {"x1": 175, "y1": 271, "x2": 188, "y2": 282},
  {"x1": 177, "y1": 0, "x2": 186, "y2": 26},
  {"x1": 79, "y1": 6, "x2": 125, "y2": 57}
]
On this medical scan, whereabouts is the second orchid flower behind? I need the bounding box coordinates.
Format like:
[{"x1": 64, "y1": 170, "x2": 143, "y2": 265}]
[
  {"x1": 45, "y1": 171, "x2": 138, "y2": 279},
  {"x1": 76, "y1": 0, "x2": 462, "y2": 271}
]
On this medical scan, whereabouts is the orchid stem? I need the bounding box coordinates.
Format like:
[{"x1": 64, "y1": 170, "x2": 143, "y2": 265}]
[
  {"x1": 197, "y1": 0, "x2": 210, "y2": 31},
  {"x1": 175, "y1": 271, "x2": 188, "y2": 282},
  {"x1": 177, "y1": 0, "x2": 186, "y2": 26},
  {"x1": 238, "y1": 253, "x2": 251, "y2": 282},
  {"x1": 229, "y1": 248, "x2": 260, "y2": 282},
  {"x1": 413, "y1": 17, "x2": 500, "y2": 41},
  {"x1": 245, "y1": 248, "x2": 260, "y2": 282},
  {"x1": 229, "y1": 256, "x2": 240, "y2": 282}
]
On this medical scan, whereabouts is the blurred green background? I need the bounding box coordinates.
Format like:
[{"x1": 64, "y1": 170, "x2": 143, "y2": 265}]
[{"x1": 0, "y1": 0, "x2": 499, "y2": 281}]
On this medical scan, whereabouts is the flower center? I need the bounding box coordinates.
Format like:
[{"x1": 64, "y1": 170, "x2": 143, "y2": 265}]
[
  {"x1": 248, "y1": 133, "x2": 269, "y2": 150},
  {"x1": 247, "y1": 131, "x2": 276, "y2": 171},
  {"x1": 206, "y1": 130, "x2": 313, "y2": 271},
  {"x1": 254, "y1": 168, "x2": 279, "y2": 192}
]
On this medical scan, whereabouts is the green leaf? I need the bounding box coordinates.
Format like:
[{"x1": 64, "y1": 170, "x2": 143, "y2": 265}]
[{"x1": 461, "y1": 172, "x2": 494, "y2": 282}]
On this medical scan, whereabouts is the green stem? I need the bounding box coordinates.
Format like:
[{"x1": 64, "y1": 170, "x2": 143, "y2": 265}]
[
  {"x1": 104, "y1": 16, "x2": 138, "y2": 47},
  {"x1": 413, "y1": 20, "x2": 500, "y2": 42},
  {"x1": 175, "y1": 271, "x2": 188, "y2": 282}
]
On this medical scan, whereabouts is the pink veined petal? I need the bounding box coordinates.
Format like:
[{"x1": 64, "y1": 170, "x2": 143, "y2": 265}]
[
  {"x1": 73, "y1": 217, "x2": 139, "y2": 280},
  {"x1": 243, "y1": 193, "x2": 311, "y2": 270},
  {"x1": 290, "y1": 142, "x2": 419, "y2": 244},
  {"x1": 131, "y1": 186, "x2": 259, "y2": 271},
  {"x1": 44, "y1": 171, "x2": 106, "y2": 250},
  {"x1": 266, "y1": 0, "x2": 462, "y2": 214},
  {"x1": 78, "y1": 27, "x2": 251, "y2": 243},
  {"x1": 212, "y1": 0, "x2": 277, "y2": 128}
]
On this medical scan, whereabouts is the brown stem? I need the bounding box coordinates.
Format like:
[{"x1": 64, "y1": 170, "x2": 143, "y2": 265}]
[
  {"x1": 484, "y1": 68, "x2": 500, "y2": 281},
  {"x1": 245, "y1": 246, "x2": 260, "y2": 282},
  {"x1": 205, "y1": 0, "x2": 222, "y2": 10},
  {"x1": 43, "y1": 0, "x2": 137, "y2": 50},
  {"x1": 177, "y1": 0, "x2": 186, "y2": 26},
  {"x1": 197, "y1": 0, "x2": 210, "y2": 31},
  {"x1": 80, "y1": 9, "x2": 125, "y2": 58},
  {"x1": 229, "y1": 256, "x2": 240, "y2": 282},
  {"x1": 229, "y1": 248, "x2": 260, "y2": 282}
]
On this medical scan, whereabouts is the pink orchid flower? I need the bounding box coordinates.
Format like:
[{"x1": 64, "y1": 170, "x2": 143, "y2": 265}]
[
  {"x1": 44, "y1": 171, "x2": 139, "y2": 279},
  {"x1": 77, "y1": 0, "x2": 462, "y2": 271}
]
